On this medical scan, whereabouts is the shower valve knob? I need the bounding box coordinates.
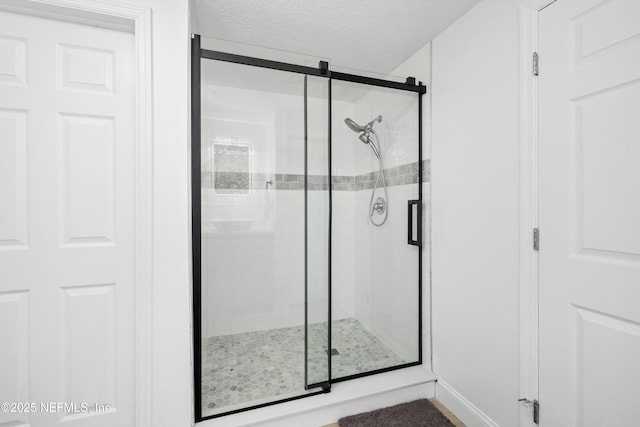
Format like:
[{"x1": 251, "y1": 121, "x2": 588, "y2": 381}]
[{"x1": 372, "y1": 197, "x2": 386, "y2": 214}]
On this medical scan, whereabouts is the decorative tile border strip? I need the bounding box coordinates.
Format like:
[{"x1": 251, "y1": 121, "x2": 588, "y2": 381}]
[
  {"x1": 353, "y1": 159, "x2": 431, "y2": 191},
  {"x1": 206, "y1": 160, "x2": 430, "y2": 191}
]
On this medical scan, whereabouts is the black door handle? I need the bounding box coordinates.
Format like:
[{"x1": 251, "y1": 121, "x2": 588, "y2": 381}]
[{"x1": 407, "y1": 199, "x2": 421, "y2": 246}]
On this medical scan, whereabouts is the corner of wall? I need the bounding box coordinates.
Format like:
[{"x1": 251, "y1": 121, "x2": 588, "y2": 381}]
[{"x1": 436, "y1": 379, "x2": 500, "y2": 427}]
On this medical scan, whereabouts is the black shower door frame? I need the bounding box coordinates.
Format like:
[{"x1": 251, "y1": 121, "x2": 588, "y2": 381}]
[{"x1": 191, "y1": 33, "x2": 426, "y2": 422}]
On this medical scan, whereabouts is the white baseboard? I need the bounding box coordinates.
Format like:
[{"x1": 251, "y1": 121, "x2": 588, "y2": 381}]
[
  {"x1": 200, "y1": 366, "x2": 436, "y2": 427},
  {"x1": 435, "y1": 379, "x2": 499, "y2": 427}
]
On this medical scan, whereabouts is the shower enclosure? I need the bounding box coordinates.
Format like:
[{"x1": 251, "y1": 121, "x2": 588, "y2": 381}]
[{"x1": 191, "y1": 35, "x2": 426, "y2": 421}]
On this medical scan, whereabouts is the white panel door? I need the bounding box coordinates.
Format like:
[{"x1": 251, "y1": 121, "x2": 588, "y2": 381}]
[
  {"x1": 538, "y1": 0, "x2": 640, "y2": 425},
  {"x1": 0, "y1": 10, "x2": 135, "y2": 427}
]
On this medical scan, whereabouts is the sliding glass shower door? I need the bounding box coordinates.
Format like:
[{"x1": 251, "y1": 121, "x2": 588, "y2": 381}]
[
  {"x1": 330, "y1": 79, "x2": 422, "y2": 381},
  {"x1": 192, "y1": 34, "x2": 425, "y2": 422},
  {"x1": 194, "y1": 50, "x2": 330, "y2": 419},
  {"x1": 304, "y1": 75, "x2": 331, "y2": 389}
]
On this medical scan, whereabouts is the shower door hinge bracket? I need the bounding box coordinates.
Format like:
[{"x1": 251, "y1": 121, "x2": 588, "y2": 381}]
[
  {"x1": 533, "y1": 228, "x2": 540, "y2": 251},
  {"x1": 533, "y1": 52, "x2": 539, "y2": 76}
]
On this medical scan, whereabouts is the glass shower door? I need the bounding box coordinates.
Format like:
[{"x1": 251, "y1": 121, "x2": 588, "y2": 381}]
[
  {"x1": 195, "y1": 56, "x2": 330, "y2": 418},
  {"x1": 330, "y1": 79, "x2": 422, "y2": 380},
  {"x1": 304, "y1": 75, "x2": 331, "y2": 389},
  {"x1": 192, "y1": 35, "x2": 425, "y2": 421}
]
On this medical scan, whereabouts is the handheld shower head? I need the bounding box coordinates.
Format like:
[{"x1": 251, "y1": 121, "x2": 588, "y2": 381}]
[
  {"x1": 344, "y1": 117, "x2": 366, "y2": 134},
  {"x1": 344, "y1": 115, "x2": 383, "y2": 140},
  {"x1": 345, "y1": 115, "x2": 383, "y2": 158},
  {"x1": 344, "y1": 115, "x2": 387, "y2": 226}
]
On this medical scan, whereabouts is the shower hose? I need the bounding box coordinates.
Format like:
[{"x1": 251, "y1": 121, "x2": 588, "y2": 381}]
[{"x1": 368, "y1": 132, "x2": 388, "y2": 226}]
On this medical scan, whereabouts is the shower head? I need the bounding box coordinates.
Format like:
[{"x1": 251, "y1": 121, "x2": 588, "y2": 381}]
[
  {"x1": 345, "y1": 115, "x2": 383, "y2": 159},
  {"x1": 344, "y1": 117, "x2": 366, "y2": 134},
  {"x1": 344, "y1": 115, "x2": 383, "y2": 141}
]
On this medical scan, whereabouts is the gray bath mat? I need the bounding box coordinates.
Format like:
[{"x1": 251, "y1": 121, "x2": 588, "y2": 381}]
[{"x1": 339, "y1": 399, "x2": 455, "y2": 427}]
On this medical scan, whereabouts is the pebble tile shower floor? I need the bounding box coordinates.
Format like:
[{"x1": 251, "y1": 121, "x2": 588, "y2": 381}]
[{"x1": 201, "y1": 318, "x2": 405, "y2": 415}]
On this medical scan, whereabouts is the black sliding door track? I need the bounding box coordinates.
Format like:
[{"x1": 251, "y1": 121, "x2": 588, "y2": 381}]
[{"x1": 199, "y1": 48, "x2": 427, "y2": 94}]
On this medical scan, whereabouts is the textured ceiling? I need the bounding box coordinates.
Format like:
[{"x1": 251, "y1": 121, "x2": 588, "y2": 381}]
[{"x1": 192, "y1": 0, "x2": 481, "y2": 75}]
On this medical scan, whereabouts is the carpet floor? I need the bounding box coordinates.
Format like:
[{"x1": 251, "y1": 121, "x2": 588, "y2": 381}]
[{"x1": 338, "y1": 399, "x2": 456, "y2": 427}]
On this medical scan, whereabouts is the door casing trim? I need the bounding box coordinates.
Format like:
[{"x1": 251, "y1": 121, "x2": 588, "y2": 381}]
[
  {"x1": 518, "y1": 1, "x2": 557, "y2": 426},
  {"x1": 518, "y1": 4, "x2": 539, "y2": 425}
]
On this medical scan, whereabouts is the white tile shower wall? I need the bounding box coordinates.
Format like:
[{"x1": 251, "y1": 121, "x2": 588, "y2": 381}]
[
  {"x1": 307, "y1": 190, "x2": 332, "y2": 324},
  {"x1": 201, "y1": 192, "x2": 358, "y2": 337},
  {"x1": 201, "y1": 46, "x2": 430, "y2": 357},
  {"x1": 201, "y1": 90, "x2": 356, "y2": 336},
  {"x1": 203, "y1": 78, "x2": 336, "y2": 173},
  {"x1": 331, "y1": 99, "x2": 359, "y2": 177},
  {"x1": 201, "y1": 72, "x2": 305, "y2": 337},
  {"x1": 306, "y1": 82, "x2": 330, "y2": 176},
  {"x1": 352, "y1": 87, "x2": 420, "y2": 176},
  {"x1": 248, "y1": 95, "x2": 355, "y2": 177},
  {"x1": 353, "y1": 184, "x2": 421, "y2": 362},
  {"x1": 391, "y1": 44, "x2": 431, "y2": 159},
  {"x1": 330, "y1": 191, "x2": 357, "y2": 320},
  {"x1": 203, "y1": 190, "x2": 306, "y2": 337},
  {"x1": 344, "y1": 44, "x2": 429, "y2": 364},
  {"x1": 203, "y1": 86, "x2": 352, "y2": 178}
]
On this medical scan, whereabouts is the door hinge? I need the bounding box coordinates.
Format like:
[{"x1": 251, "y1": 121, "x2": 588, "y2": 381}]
[
  {"x1": 518, "y1": 398, "x2": 540, "y2": 424},
  {"x1": 533, "y1": 52, "x2": 539, "y2": 76},
  {"x1": 533, "y1": 228, "x2": 540, "y2": 251}
]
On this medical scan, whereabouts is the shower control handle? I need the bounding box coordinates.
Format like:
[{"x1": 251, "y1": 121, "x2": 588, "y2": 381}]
[{"x1": 407, "y1": 200, "x2": 421, "y2": 246}]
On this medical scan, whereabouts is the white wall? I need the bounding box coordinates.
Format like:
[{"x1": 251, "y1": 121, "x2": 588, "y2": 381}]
[
  {"x1": 198, "y1": 70, "x2": 357, "y2": 336},
  {"x1": 197, "y1": 52, "x2": 430, "y2": 346},
  {"x1": 199, "y1": 73, "x2": 308, "y2": 337},
  {"x1": 352, "y1": 185, "x2": 420, "y2": 362},
  {"x1": 149, "y1": 1, "x2": 192, "y2": 427},
  {"x1": 348, "y1": 77, "x2": 424, "y2": 363},
  {"x1": 431, "y1": 0, "x2": 523, "y2": 425}
]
